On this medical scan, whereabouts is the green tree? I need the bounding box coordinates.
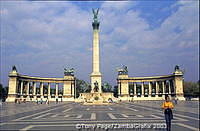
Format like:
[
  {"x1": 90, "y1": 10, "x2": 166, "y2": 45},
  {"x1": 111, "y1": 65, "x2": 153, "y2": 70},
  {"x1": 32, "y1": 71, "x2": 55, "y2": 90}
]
[
  {"x1": 75, "y1": 79, "x2": 90, "y2": 98},
  {"x1": 102, "y1": 82, "x2": 112, "y2": 92},
  {"x1": 184, "y1": 81, "x2": 199, "y2": 97},
  {"x1": 0, "y1": 83, "x2": 8, "y2": 102}
]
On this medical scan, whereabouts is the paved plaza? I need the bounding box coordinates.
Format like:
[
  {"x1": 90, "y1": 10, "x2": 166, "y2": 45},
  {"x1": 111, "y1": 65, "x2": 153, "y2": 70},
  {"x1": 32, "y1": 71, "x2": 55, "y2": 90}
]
[{"x1": 0, "y1": 101, "x2": 199, "y2": 131}]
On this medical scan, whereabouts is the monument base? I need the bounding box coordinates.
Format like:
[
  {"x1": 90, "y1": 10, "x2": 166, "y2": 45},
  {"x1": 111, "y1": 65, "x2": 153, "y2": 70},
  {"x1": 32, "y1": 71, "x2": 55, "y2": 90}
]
[{"x1": 78, "y1": 92, "x2": 115, "y2": 105}]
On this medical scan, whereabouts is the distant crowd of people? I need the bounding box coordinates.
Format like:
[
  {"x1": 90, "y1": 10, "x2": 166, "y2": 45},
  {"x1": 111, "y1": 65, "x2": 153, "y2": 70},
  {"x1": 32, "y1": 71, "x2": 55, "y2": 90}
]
[{"x1": 13, "y1": 98, "x2": 63, "y2": 105}]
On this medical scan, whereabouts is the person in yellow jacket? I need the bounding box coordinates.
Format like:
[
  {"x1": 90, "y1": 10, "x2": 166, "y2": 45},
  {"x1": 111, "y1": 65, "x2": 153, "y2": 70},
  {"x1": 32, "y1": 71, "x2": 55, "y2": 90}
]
[{"x1": 162, "y1": 95, "x2": 174, "y2": 131}]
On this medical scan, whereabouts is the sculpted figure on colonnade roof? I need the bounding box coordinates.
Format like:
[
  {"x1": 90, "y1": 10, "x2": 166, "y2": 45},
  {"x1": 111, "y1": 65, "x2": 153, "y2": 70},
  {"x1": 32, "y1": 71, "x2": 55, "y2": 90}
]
[
  {"x1": 117, "y1": 65, "x2": 128, "y2": 75},
  {"x1": 64, "y1": 68, "x2": 74, "y2": 76},
  {"x1": 12, "y1": 65, "x2": 17, "y2": 72}
]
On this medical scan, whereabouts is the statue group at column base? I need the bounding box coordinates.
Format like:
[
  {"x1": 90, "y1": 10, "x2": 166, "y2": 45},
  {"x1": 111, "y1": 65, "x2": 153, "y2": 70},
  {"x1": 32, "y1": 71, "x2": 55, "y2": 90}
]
[{"x1": 76, "y1": 92, "x2": 116, "y2": 105}]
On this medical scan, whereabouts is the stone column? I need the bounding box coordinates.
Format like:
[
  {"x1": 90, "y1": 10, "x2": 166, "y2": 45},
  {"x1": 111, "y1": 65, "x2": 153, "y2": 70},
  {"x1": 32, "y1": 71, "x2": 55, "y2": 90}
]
[
  {"x1": 162, "y1": 81, "x2": 165, "y2": 95},
  {"x1": 33, "y1": 82, "x2": 36, "y2": 99},
  {"x1": 20, "y1": 81, "x2": 23, "y2": 96},
  {"x1": 26, "y1": 81, "x2": 30, "y2": 101},
  {"x1": 26, "y1": 82, "x2": 30, "y2": 95},
  {"x1": 134, "y1": 83, "x2": 137, "y2": 97},
  {"x1": 156, "y1": 81, "x2": 159, "y2": 97},
  {"x1": 74, "y1": 80, "x2": 76, "y2": 99},
  {"x1": 162, "y1": 81, "x2": 165, "y2": 99},
  {"x1": 148, "y1": 82, "x2": 152, "y2": 97},
  {"x1": 48, "y1": 83, "x2": 51, "y2": 98},
  {"x1": 90, "y1": 17, "x2": 102, "y2": 93},
  {"x1": 40, "y1": 82, "x2": 44, "y2": 98},
  {"x1": 55, "y1": 83, "x2": 58, "y2": 98},
  {"x1": 168, "y1": 80, "x2": 171, "y2": 97},
  {"x1": 71, "y1": 81, "x2": 75, "y2": 97},
  {"x1": 141, "y1": 82, "x2": 144, "y2": 97}
]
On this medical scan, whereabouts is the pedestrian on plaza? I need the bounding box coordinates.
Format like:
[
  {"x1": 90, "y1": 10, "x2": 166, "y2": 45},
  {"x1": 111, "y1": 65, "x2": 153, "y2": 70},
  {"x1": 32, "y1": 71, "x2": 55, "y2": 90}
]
[
  {"x1": 175, "y1": 97, "x2": 178, "y2": 104},
  {"x1": 36, "y1": 98, "x2": 38, "y2": 104},
  {"x1": 162, "y1": 95, "x2": 174, "y2": 131},
  {"x1": 56, "y1": 98, "x2": 58, "y2": 104},
  {"x1": 46, "y1": 98, "x2": 49, "y2": 105},
  {"x1": 40, "y1": 98, "x2": 43, "y2": 104}
]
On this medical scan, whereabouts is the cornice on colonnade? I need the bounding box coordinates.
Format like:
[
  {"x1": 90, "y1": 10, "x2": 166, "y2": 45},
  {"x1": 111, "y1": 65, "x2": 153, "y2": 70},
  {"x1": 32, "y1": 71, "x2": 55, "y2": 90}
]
[
  {"x1": 9, "y1": 73, "x2": 75, "y2": 83},
  {"x1": 117, "y1": 74, "x2": 181, "y2": 82}
]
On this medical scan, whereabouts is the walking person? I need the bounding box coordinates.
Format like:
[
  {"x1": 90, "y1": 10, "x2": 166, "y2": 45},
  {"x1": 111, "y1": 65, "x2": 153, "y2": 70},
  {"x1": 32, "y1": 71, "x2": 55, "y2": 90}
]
[
  {"x1": 56, "y1": 98, "x2": 58, "y2": 104},
  {"x1": 36, "y1": 98, "x2": 39, "y2": 105},
  {"x1": 46, "y1": 98, "x2": 49, "y2": 105},
  {"x1": 162, "y1": 95, "x2": 174, "y2": 131},
  {"x1": 40, "y1": 98, "x2": 43, "y2": 104}
]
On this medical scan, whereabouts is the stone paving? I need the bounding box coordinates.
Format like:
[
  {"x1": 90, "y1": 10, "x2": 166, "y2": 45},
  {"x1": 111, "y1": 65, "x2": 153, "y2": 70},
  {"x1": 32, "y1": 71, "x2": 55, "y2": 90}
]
[{"x1": 0, "y1": 101, "x2": 199, "y2": 131}]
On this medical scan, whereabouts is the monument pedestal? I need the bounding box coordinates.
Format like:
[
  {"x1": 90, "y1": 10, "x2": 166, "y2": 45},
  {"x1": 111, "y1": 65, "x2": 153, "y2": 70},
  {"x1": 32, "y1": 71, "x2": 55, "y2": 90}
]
[{"x1": 78, "y1": 92, "x2": 115, "y2": 105}]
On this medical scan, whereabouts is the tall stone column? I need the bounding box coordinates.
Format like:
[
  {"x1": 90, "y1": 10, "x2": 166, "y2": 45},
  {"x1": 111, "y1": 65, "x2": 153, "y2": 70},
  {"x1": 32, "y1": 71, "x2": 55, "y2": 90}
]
[
  {"x1": 48, "y1": 83, "x2": 51, "y2": 98},
  {"x1": 156, "y1": 81, "x2": 159, "y2": 97},
  {"x1": 26, "y1": 81, "x2": 30, "y2": 101},
  {"x1": 162, "y1": 81, "x2": 165, "y2": 95},
  {"x1": 26, "y1": 82, "x2": 30, "y2": 96},
  {"x1": 20, "y1": 81, "x2": 23, "y2": 96},
  {"x1": 162, "y1": 81, "x2": 165, "y2": 99},
  {"x1": 33, "y1": 82, "x2": 36, "y2": 99},
  {"x1": 148, "y1": 82, "x2": 152, "y2": 97},
  {"x1": 168, "y1": 81, "x2": 171, "y2": 97},
  {"x1": 90, "y1": 9, "x2": 102, "y2": 93},
  {"x1": 134, "y1": 83, "x2": 137, "y2": 97},
  {"x1": 71, "y1": 80, "x2": 75, "y2": 96},
  {"x1": 40, "y1": 82, "x2": 44, "y2": 98},
  {"x1": 55, "y1": 83, "x2": 58, "y2": 98},
  {"x1": 141, "y1": 82, "x2": 144, "y2": 97}
]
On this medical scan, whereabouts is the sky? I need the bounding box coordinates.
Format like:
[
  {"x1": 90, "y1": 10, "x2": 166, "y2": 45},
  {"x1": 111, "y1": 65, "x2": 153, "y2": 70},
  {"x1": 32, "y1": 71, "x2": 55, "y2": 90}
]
[{"x1": 0, "y1": 0, "x2": 199, "y2": 87}]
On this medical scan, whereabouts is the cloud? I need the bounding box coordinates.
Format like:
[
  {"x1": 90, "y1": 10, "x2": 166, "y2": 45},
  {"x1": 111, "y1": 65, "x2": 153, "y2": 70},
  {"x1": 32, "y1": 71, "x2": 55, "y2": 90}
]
[{"x1": 0, "y1": 1, "x2": 199, "y2": 86}]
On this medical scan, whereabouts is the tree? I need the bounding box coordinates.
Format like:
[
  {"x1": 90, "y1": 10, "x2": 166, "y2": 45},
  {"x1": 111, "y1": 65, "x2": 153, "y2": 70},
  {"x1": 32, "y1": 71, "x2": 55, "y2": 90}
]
[
  {"x1": 0, "y1": 83, "x2": 8, "y2": 102},
  {"x1": 184, "y1": 81, "x2": 199, "y2": 97},
  {"x1": 102, "y1": 82, "x2": 112, "y2": 92},
  {"x1": 75, "y1": 79, "x2": 90, "y2": 98}
]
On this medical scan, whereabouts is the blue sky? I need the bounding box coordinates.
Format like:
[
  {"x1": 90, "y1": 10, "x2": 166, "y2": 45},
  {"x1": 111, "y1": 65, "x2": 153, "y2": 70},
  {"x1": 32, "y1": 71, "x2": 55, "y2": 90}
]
[{"x1": 0, "y1": 0, "x2": 199, "y2": 87}]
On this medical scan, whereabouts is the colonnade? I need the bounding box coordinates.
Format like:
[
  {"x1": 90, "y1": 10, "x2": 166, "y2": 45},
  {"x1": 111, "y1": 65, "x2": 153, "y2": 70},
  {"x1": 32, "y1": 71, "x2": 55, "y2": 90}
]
[
  {"x1": 118, "y1": 80, "x2": 175, "y2": 98},
  {"x1": 117, "y1": 67, "x2": 184, "y2": 100},
  {"x1": 17, "y1": 81, "x2": 61, "y2": 99},
  {"x1": 6, "y1": 69, "x2": 76, "y2": 102}
]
